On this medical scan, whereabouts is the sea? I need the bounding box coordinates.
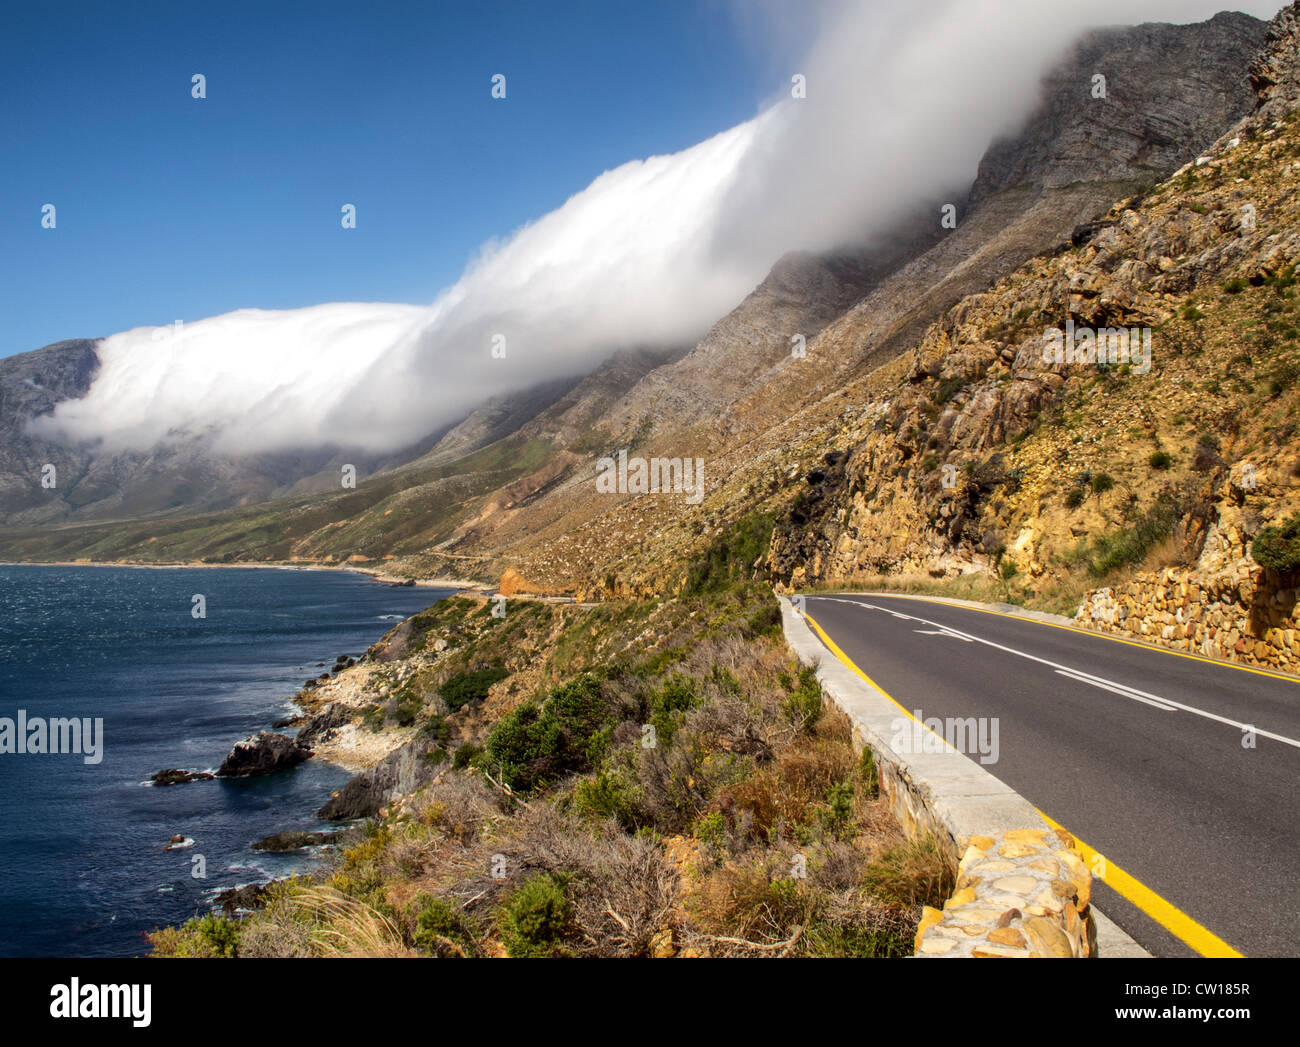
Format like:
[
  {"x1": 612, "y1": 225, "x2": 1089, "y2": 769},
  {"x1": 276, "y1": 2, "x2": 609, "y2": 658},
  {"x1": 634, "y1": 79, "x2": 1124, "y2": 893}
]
[{"x1": 0, "y1": 564, "x2": 448, "y2": 957}]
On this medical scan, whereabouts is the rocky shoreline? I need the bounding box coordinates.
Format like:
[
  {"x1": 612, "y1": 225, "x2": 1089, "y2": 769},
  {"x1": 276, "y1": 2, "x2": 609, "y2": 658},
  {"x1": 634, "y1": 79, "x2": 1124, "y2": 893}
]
[{"x1": 146, "y1": 586, "x2": 486, "y2": 919}]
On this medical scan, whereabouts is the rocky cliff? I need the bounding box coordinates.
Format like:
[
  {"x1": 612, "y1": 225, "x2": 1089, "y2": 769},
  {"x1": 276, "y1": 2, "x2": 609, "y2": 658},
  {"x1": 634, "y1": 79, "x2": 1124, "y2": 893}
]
[{"x1": 763, "y1": 2, "x2": 1300, "y2": 648}]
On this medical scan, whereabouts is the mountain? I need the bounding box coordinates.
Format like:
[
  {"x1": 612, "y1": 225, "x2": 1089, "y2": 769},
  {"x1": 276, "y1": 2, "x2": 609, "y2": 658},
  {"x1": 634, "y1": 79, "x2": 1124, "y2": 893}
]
[{"x1": 0, "y1": 7, "x2": 1276, "y2": 599}]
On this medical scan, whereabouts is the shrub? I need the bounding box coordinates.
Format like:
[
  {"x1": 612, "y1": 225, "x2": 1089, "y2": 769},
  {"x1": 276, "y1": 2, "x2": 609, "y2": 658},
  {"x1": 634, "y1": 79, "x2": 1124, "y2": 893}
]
[
  {"x1": 684, "y1": 512, "x2": 775, "y2": 594},
  {"x1": 571, "y1": 767, "x2": 642, "y2": 829},
  {"x1": 821, "y1": 780, "x2": 855, "y2": 838},
  {"x1": 805, "y1": 908, "x2": 917, "y2": 958},
  {"x1": 932, "y1": 375, "x2": 965, "y2": 406},
  {"x1": 861, "y1": 837, "x2": 955, "y2": 908},
  {"x1": 1148, "y1": 450, "x2": 1172, "y2": 470},
  {"x1": 1065, "y1": 486, "x2": 1086, "y2": 509},
  {"x1": 147, "y1": 913, "x2": 241, "y2": 958},
  {"x1": 483, "y1": 673, "x2": 612, "y2": 790},
  {"x1": 452, "y1": 742, "x2": 481, "y2": 769},
  {"x1": 1252, "y1": 515, "x2": 1300, "y2": 574},
  {"x1": 1088, "y1": 495, "x2": 1182, "y2": 576},
  {"x1": 1269, "y1": 360, "x2": 1299, "y2": 394},
  {"x1": 745, "y1": 599, "x2": 782, "y2": 639},
  {"x1": 440, "y1": 666, "x2": 509, "y2": 710},
  {"x1": 1091, "y1": 473, "x2": 1115, "y2": 494},
  {"x1": 781, "y1": 666, "x2": 823, "y2": 727},
  {"x1": 411, "y1": 895, "x2": 475, "y2": 957},
  {"x1": 498, "y1": 874, "x2": 573, "y2": 957},
  {"x1": 858, "y1": 746, "x2": 880, "y2": 800},
  {"x1": 650, "y1": 674, "x2": 699, "y2": 746}
]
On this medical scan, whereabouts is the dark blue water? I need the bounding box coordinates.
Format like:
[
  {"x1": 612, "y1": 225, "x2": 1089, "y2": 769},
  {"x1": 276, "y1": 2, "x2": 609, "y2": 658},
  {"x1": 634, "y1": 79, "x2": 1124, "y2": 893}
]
[{"x1": 0, "y1": 565, "x2": 447, "y2": 957}]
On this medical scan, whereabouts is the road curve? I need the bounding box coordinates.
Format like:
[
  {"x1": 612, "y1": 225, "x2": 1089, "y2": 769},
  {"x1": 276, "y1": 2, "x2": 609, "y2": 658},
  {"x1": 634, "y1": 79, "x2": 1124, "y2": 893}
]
[{"x1": 799, "y1": 592, "x2": 1300, "y2": 958}]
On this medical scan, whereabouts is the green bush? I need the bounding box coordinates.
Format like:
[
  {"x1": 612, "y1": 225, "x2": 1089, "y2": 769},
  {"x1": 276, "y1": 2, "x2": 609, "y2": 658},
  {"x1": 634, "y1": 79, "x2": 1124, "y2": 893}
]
[
  {"x1": 932, "y1": 375, "x2": 965, "y2": 406},
  {"x1": 571, "y1": 767, "x2": 642, "y2": 829},
  {"x1": 806, "y1": 917, "x2": 914, "y2": 958},
  {"x1": 746, "y1": 600, "x2": 782, "y2": 639},
  {"x1": 1065, "y1": 486, "x2": 1086, "y2": 509},
  {"x1": 684, "y1": 513, "x2": 775, "y2": 595},
  {"x1": 411, "y1": 895, "x2": 474, "y2": 957},
  {"x1": 1088, "y1": 495, "x2": 1181, "y2": 576},
  {"x1": 452, "y1": 742, "x2": 481, "y2": 769},
  {"x1": 498, "y1": 874, "x2": 572, "y2": 957},
  {"x1": 483, "y1": 673, "x2": 612, "y2": 791},
  {"x1": 781, "y1": 666, "x2": 822, "y2": 727},
  {"x1": 821, "y1": 780, "x2": 855, "y2": 837},
  {"x1": 1252, "y1": 515, "x2": 1300, "y2": 573},
  {"x1": 650, "y1": 674, "x2": 699, "y2": 746},
  {"x1": 858, "y1": 746, "x2": 879, "y2": 799},
  {"x1": 440, "y1": 666, "x2": 510, "y2": 710},
  {"x1": 1091, "y1": 473, "x2": 1115, "y2": 494},
  {"x1": 150, "y1": 913, "x2": 241, "y2": 958},
  {"x1": 1148, "y1": 450, "x2": 1172, "y2": 470}
]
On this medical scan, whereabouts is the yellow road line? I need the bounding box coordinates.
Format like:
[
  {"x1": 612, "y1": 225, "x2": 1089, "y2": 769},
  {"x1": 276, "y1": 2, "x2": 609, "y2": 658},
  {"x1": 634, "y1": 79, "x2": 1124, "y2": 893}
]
[
  {"x1": 841, "y1": 591, "x2": 1300, "y2": 686},
  {"x1": 799, "y1": 604, "x2": 1246, "y2": 958},
  {"x1": 1037, "y1": 810, "x2": 1244, "y2": 959}
]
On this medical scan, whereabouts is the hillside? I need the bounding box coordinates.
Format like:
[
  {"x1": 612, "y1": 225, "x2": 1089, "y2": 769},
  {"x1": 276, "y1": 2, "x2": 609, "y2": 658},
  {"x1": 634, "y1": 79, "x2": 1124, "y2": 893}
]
[{"x1": 0, "y1": 9, "x2": 1266, "y2": 584}]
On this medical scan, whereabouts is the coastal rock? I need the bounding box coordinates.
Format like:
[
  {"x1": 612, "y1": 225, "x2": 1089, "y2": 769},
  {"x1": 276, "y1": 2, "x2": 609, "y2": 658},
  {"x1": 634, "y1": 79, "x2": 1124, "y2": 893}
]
[
  {"x1": 216, "y1": 882, "x2": 271, "y2": 916},
  {"x1": 318, "y1": 735, "x2": 441, "y2": 820},
  {"x1": 150, "y1": 768, "x2": 215, "y2": 786},
  {"x1": 297, "y1": 703, "x2": 348, "y2": 746},
  {"x1": 216, "y1": 732, "x2": 311, "y2": 778},
  {"x1": 251, "y1": 829, "x2": 340, "y2": 852}
]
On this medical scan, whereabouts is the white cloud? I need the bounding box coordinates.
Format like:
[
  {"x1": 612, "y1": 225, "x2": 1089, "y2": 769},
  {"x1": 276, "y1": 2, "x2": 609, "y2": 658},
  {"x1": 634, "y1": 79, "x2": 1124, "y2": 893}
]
[{"x1": 35, "y1": 0, "x2": 1278, "y2": 456}]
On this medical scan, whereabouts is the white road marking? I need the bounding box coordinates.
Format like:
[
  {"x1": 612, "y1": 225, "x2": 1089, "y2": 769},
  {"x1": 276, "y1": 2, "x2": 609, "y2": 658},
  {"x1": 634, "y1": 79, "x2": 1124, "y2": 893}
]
[
  {"x1": 1054, "y1": 669, "x2": 1177, "y2": 711},
  {"x1": 915, "y1": 628, "x2": 972, "y2": 641},
  {"x1": 807, "y1": 596, "x2": 1300, "y2": 751}
]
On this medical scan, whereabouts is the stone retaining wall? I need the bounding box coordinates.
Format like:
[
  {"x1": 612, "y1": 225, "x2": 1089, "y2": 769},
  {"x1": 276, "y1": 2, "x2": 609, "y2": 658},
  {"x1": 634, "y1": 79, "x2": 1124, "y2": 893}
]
[
  {"x1": 914, "y1": 829, "x2": 1096, "y2": 958},
  {"x1": 1076, "y1": 560, "x2": 1299, "y2": 673}
]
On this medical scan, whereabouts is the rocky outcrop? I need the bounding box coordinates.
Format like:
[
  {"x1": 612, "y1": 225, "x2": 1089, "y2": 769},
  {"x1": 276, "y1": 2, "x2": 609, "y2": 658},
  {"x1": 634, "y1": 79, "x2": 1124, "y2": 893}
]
[
  {"x1": 216, "y1": 882, "x2": 271, "y2": 916},
  {"x1": 216, "y1": 732, "x2": 311, "y2": 778},
  {"x1": 971, "y1": 12, "x2": 1266, "y2": 205},
  {"x1": 150, "y1": 768, "x2": 215, "y2": 786},
  {"x1": 296, "y1": 703, "x2": 349, "y2": 747},
  {"x1": 1251, "y1": 1, "x2": 1300, "y2": 120},
  {"x1": 251, "y1": 829, "x2": 340, "y2": 852},
  {"x1": 317, "y1": 735, "x2": 441, "y2": 820},
  {"x1": 768, "y1": 4, "x2": 1300, "y2": 611}
]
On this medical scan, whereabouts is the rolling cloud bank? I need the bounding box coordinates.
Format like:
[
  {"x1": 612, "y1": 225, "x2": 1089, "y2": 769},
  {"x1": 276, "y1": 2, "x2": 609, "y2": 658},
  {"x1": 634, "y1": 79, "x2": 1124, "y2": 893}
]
[{"x1": 33, "y1": 0, "x2": 1268, "y2": 458}]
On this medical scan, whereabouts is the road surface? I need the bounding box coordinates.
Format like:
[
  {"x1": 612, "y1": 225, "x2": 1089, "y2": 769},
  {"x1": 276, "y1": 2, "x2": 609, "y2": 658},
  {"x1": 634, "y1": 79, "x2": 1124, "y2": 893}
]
[{"x1": 799, "y1": 592, "x2": 1300, "y2": 958}]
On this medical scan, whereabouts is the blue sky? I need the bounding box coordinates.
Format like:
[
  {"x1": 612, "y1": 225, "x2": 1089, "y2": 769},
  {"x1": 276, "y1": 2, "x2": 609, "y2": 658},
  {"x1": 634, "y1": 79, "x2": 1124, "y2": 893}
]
[{"x1": 0, "y1": 0, "x2": 773, "y2": 357}]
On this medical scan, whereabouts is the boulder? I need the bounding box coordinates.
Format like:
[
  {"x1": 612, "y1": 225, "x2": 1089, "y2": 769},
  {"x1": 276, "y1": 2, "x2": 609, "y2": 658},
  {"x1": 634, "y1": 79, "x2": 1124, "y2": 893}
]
[
  {"x1": 216, "y1": 732, "x2": 311, "y2": 778},
  {"x1": 251, "y1": 829, "x2": 340, "y2": 852},
  {"x1": 216, "y1": 882, "x2": 271, "y2": 916},
  {"x1": 150, "y1": 768, "x2": 215, "y2": 786}
]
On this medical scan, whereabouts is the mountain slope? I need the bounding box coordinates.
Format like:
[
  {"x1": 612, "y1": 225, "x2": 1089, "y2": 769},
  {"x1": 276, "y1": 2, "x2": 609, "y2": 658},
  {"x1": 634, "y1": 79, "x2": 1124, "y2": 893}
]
[{"x1": 0, "y1": 8, "x2": 1272, "y2": 588}]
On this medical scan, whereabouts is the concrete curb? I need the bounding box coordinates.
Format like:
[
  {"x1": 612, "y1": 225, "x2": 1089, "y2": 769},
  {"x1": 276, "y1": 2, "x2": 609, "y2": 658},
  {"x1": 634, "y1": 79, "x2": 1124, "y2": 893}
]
[{"x1": 779, "y1": 595, "x2": 1150, "y2": 958}]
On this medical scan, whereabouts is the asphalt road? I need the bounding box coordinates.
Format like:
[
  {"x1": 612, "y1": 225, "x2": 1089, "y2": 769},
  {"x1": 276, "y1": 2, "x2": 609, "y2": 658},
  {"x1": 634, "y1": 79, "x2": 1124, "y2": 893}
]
[{"x1": 800, "y1": 592, "x2": 1300, "y2": 958}]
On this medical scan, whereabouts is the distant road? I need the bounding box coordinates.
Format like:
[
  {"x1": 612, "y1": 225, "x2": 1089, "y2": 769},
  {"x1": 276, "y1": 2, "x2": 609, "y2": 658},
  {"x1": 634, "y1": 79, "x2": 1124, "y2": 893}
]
[{"x1": 800, "y1": 592, "x2": 1300, "y2": 958}]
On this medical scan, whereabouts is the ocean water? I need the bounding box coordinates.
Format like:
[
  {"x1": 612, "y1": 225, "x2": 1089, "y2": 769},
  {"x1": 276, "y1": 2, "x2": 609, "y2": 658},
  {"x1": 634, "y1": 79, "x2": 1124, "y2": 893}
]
[{"x1": 0, "y1": 565, "x2": 447, "y2": 957}]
